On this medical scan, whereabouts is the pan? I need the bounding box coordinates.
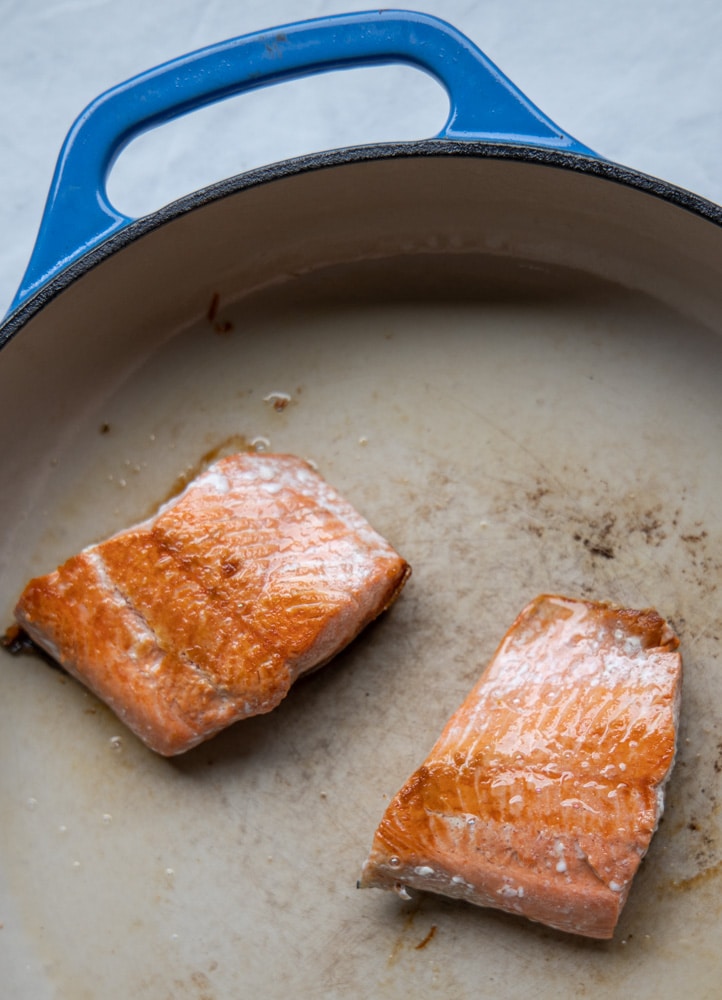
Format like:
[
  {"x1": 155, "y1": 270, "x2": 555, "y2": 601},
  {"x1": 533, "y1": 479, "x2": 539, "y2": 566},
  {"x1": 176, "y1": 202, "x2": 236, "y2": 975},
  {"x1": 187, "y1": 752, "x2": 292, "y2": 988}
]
[{"x1": 1, "y1": 10, "x2": 721, "y2": 998}]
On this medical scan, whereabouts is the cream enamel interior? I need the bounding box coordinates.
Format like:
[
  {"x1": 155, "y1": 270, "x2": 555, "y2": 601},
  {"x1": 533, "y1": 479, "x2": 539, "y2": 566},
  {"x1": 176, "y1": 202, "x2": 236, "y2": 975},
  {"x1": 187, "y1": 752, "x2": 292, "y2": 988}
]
[{"x1": 1, "y1": 154, "x2": 721, "y2": 998}]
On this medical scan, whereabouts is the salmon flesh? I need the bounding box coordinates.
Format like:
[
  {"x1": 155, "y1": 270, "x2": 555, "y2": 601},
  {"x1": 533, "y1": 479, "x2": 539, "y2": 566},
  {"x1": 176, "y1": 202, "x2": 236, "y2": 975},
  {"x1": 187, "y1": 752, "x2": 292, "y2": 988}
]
[
  {"x1": 15, "y1": 453, "x2": 410, "y2": 755},
  {"x1": 359, "y1": 594, "x2": 681, "y2": 939}
]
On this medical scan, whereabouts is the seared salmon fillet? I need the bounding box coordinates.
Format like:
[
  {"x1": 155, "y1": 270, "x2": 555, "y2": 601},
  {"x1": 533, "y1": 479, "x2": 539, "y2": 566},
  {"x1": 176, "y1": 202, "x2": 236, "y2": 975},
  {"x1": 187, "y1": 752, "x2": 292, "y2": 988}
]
[
  {"x1": 359, "y1": 594, "x2": 681, "y2": 939},
  {"x1": 15, "y1": 453, "x2": 409, "y2": 755}
]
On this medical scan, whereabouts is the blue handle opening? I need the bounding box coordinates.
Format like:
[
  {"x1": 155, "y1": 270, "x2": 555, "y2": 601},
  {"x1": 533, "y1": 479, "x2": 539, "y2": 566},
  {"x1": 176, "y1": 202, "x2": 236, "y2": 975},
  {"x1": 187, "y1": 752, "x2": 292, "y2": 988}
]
[{"x1": 9, "y1": 9, "x2": 596, "y2": 313}]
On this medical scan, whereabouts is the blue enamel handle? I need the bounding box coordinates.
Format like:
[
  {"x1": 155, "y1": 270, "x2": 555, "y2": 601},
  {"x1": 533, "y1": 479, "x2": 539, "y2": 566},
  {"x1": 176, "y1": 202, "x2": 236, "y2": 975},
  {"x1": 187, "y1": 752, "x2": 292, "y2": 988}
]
[{"x1": 11, "y1": 8, "x2": 594, "y2": 312}]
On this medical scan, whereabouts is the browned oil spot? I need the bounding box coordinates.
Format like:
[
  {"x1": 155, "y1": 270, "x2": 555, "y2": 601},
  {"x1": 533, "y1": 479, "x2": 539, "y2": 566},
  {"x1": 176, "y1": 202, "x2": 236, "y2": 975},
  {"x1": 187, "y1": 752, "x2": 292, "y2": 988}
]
[
  {"x1": 387, "y1": 934, "x2": 405, "y2": 967},
  {"x1": 206, "y1": 291, "x2": 234, "y2": 333},
  {"x1": 415, "y1": 924, "x2": 437, "y2": 950},
  {"x1": 263, "y1": 392, "x2": 292, "y2": 412},
  {"x1": 99, "y1": 422, "x2": 111, "y2": 435},
  {"x1": 172, "y1": 969, "x2": 215, "y2": 1000},
  {"x1": 518, "y1": 477, "x2": 721, "y2": 591},
  {"x1": 681, "y1": 532, "x2": 708, "y2": 544},
  {"x1": 527, "y1": 485, "x2": 551, "y2": 504},
  {"x1": 190, "y1": 971, "x2": 214, "y2": 1000},
  {"x1": 206, "y1": 291, "x2": 220, "y2": 322},
  {"x1": 635, "y1": 508, "x2": 665, "y2": 545},
  {"x1": 154, "y1": 434, "x2": 253, "y2": 509},
  {"x1": 577, "y1": 512, "x2": 617, "y2": 559},
  {"x1": 584, "y1": 539, "x2": 615, "y2": 560},
  {"x1": 387, "y1": 907, "x2": 419, "y2": 967},
  {"x1": 668, "y1": 858, "x2": 722, "y2": 892}
]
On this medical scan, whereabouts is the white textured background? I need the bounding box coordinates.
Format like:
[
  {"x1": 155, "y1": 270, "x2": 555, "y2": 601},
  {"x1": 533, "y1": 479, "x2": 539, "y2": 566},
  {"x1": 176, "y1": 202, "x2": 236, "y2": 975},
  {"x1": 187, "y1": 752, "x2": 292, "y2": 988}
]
[{"x1": 1, "y1": 0, "x2": 721, "y2": 317}]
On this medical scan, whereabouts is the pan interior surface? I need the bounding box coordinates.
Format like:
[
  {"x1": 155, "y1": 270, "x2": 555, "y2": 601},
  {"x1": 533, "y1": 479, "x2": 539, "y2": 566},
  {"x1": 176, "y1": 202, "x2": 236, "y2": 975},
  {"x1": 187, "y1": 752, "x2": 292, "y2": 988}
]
[{"x1": 1, "y1": 155, "x2": 721, "y2": 998}]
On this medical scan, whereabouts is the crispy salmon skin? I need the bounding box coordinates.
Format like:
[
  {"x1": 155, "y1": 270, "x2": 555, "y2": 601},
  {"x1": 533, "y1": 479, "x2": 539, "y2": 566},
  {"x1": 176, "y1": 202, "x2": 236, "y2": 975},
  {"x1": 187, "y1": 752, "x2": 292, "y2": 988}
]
[
  {"x1": 15, "y1": 453, "x2": 410, "y2": 755},
  {"x1": 359, "y1": 594, "x2": 681, "y2": 939}
]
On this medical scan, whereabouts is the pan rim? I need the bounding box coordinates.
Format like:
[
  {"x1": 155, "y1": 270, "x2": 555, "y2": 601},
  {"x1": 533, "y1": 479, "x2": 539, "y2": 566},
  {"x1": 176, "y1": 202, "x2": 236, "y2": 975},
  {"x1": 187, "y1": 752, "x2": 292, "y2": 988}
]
[{"x1": 2, "y1": 138, "x2": 721, "y2": 350}]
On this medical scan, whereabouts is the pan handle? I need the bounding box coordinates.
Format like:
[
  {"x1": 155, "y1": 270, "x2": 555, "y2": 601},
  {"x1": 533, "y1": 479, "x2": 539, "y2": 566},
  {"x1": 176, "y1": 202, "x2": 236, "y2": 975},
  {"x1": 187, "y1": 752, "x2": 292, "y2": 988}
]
[{"x1": 11, "y1": 8, "x2": 595, "y2": 312}]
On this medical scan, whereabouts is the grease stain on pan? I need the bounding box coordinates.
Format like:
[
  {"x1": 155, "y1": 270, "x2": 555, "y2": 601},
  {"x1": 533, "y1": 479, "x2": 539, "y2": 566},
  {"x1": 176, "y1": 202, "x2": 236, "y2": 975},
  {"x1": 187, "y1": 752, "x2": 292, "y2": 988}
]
[
  {"x1": 667, "y1": 858, "x2": 722, "y2": 892},
  {"x1": 387, "y1": 911, "x2": 439, "y2": 962},
  {"x1": 496, "y1": 472, "x2": 722, "y2": 602},
  {"x1": 263, "y1": 391, "x2": 293, "y2": 412},
  {"x1": 148, "y1": 433, "x2": 260, "y2": 511},
  {"x1": 414, "y1": 924, "x2": 438, "y2": 950},
  {"x1": 206, "y1": 290, "x2": 234, "y2": 335}
]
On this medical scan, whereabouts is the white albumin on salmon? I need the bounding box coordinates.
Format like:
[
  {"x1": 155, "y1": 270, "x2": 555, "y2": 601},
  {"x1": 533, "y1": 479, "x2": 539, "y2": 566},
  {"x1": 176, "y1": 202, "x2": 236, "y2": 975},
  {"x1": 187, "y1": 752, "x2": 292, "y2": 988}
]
[
  {"x1": 15, "y1": 453, "x2": 410, "y2": 755},
  {"x1": 359, "y1": 594, "x2": 682, "y2": 939}
]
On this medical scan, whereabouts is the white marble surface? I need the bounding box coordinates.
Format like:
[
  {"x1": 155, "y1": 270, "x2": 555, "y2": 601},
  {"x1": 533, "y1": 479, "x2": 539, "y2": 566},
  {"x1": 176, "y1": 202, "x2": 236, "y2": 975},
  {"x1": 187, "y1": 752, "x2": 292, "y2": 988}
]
[{"x1": 1, "y1": 0, "x2": 721, "y2": 317}]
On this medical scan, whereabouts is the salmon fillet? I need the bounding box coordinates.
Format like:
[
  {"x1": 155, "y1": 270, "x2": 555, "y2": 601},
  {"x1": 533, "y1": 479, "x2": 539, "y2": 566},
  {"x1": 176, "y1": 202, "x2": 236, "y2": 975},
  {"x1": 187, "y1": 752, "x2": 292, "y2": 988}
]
[
  {"x1": 359, "y1": 594, "x2": 681, "y2": 939},
  {"x1": 15, "y1": 453, "x2": 410, "y2": 755}
]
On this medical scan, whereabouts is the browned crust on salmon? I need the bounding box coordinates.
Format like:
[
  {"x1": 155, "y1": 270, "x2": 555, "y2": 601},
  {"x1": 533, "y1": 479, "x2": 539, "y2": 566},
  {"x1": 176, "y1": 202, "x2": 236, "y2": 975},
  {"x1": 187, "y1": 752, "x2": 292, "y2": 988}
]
[
  {"x1": 15, "y1": 453, "x2": 409, "y2": 755},
  {"x1": 359, "y1": 594, "x2": 682, "y2": 939}
]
